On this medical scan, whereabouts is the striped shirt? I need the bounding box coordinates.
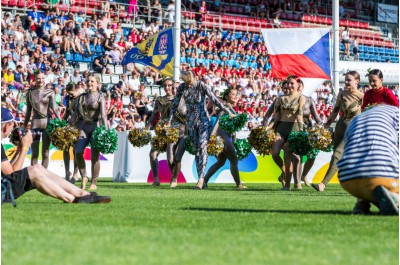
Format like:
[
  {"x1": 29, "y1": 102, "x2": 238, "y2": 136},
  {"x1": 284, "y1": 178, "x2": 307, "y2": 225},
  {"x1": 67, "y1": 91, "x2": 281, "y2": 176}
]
[{"x1": 337, "y1": 105, "x2": 399, "y2": 181}]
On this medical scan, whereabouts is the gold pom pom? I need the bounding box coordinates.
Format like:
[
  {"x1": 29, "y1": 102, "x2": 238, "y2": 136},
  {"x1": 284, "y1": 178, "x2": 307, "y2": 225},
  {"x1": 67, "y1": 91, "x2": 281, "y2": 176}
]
[
  {"x1": 307, "y1": 125, "x2": 333, "y2": 152},
  {"x1": 207, "y1": 135, "x2": 224, "y2": 156},
  {"x1": 128, "y1": 128, "x2": 152, "y2": 147},
  {"x1": 51, "y1": 126, "x2": 79, "y2": 151},
  {"x1": 151, "y1": 136, "x2": 167, "y2": 152},
  {"x1": 155, "y1": 120, "x2": 179, "y2": 143},
  {"x1": 247, "y1": 126, "x2": 276, "y2": 156}
]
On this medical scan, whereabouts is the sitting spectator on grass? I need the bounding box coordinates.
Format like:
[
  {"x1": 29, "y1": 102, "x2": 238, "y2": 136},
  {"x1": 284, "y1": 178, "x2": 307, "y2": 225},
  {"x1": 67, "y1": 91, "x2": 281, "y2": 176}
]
[{"x1": 1, "y1": 107, "x2": 111, "y2": 204}]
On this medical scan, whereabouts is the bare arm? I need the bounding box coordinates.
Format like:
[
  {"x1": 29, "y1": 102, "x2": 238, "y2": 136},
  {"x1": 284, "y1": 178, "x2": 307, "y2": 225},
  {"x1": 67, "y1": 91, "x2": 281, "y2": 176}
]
[
  {"x1": 99, "y1": 95, "x2": 108, "y2": 130},
  {"x1": 325, "y1": 91, "x2": 342, "y2": 128},
  {"x1": 50, "y1": 91, "x2": 61, "y2": 120},
  {"x1": 309, "y1": 98, "x2": 322, "y2": 124},
  {"x1": 23, "y1": 92, "x2": 32, "y2": 127},
  {"x1": 146, "y1": 98, "x2": 160, "y2": 129},
  {"x1": 262, "y1": 100, "x2": 275, "y2": 127}
]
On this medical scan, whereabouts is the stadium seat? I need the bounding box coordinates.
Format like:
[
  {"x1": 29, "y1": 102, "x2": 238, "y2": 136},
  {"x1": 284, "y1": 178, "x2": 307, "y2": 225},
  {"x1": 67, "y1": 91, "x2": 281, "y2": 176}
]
[
  {"x1": 358, "y1": 53, "x2": 365, "y2": 61},
  {"x1": 8, "y1": 0, "x2": 17, "y2": 6},
  {"x1": 65, "y1": 53, "x2": 73, "y2": 61},
  {"x1": 395, "y1": 50, "x2": 399, "y2": 56},
  {"x1": 1, "y1": 0, "x2": 8, "y2": 5},
  {"x1": 102, "y1": 74, "x2": 111, "y2": 84}
]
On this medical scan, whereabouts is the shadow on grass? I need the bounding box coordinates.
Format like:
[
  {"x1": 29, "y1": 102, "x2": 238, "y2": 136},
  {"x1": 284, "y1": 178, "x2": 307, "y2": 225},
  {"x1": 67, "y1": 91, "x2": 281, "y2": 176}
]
[{"x1": 182, "y1": 207, "x2": 378, "y2": 216}]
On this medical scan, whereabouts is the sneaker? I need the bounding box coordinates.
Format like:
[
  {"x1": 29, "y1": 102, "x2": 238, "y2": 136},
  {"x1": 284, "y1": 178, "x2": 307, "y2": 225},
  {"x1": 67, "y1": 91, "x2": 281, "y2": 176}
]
[
  {"x1": 352, "y1": 199, "x2": 371, "y2": 215},
  {"x1": 373, "y1": 186, "x2": 399, "y2": 215},
  {"x1": 73, "y1": 193, "x2": 111, "y2": 204}
]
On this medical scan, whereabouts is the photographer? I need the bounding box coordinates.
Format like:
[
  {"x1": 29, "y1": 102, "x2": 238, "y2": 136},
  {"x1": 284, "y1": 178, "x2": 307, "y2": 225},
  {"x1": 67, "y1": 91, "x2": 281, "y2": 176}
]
[{"x1": 1, "y1": 107, "x2": 111, "y2": 204}]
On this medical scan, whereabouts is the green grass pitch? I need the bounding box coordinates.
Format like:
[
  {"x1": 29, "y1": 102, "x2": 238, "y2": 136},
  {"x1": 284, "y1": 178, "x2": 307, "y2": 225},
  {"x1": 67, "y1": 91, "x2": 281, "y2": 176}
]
[{"x1": 2, "y1": 181, "x2": 398, "y2": 265}]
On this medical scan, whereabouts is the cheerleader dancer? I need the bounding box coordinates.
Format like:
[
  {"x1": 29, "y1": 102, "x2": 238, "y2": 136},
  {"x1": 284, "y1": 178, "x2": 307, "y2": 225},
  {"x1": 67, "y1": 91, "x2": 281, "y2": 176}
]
[
  {"x1": 167, "y1": 71, "x2": 233, "y2": 190},
  {"x1": 312, "y1": 71, "x2": 363, "y2": 192},
  {"x1": 203, "y1": 86, "x2": 247, "y2": 189},
  {"x1": 361, "y1": 69, "x2": 399, "y2": 111},
  {"x1": 146, "y1": 78, "x2": 187, "y2": 188},
  {"x1": 62, "y1": 83, "x2": 82, "y2": 183},
  {"x1": 74, "y1": 74, "x2": 108, "y2": 190},
  {"x1": 262, "y1": 81, "x2": 292, "y2": 186},
  {"x1": 267, "y1": 76, "x2": 305, "y2": 190},
  {"x1": 298, "y1": 80, "x2": 322, "y2": 186},
  {"x1": 24, "y1": 72, "x2": 61, "y2": 168}
]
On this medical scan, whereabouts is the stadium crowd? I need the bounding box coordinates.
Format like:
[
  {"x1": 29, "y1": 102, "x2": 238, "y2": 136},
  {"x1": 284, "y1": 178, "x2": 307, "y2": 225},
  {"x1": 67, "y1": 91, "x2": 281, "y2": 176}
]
[{"x1": 1, "y1": 1, "x2": 399, "y2": 132}]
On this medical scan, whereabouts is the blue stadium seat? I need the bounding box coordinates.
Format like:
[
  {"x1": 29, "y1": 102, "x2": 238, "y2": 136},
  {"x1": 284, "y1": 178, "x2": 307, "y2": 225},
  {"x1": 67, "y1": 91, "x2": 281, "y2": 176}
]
[
  {"x1": 378, "y1": 48, "x2": 385, "y2": 54},
  {"x1": 340, "y1": 43, "x2": 345, "y2": 51},
  {"x1": 95, "y1": 45, "x2": 104, "y2": 53},
  {"x1": 65, "y1": 53, "x2": 73, "y2": 61},
  {"x1": 369, "y1": 54, "x2": 376, "y2": 61},
  {"x1": 358, "y1": 53, "x2": 365, "y2": 61},
  {"x1": 358, "y1": 45, "x2": 365, "y2": 53},
  {"x1": 367, "y1": 46, "x2": 374, "y2": 54},
  {"x1": 395, "y1": 49, "x2": 399, "y2": 56},
  {"x1": 373, "y1": 47, "x2": 379, "y2": 54},
  {"x1": 89, "y1": 44, "x2": 95, "y2": 53},
  {"x1": 74, "y1": 53, "x2": 83, "y2": 62}
]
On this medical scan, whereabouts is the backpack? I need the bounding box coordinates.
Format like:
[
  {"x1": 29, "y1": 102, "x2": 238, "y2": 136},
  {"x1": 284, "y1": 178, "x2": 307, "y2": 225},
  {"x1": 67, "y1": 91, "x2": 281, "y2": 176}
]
[{"x1": 1, "y1": 178, "x2": 16, "y2": 207}]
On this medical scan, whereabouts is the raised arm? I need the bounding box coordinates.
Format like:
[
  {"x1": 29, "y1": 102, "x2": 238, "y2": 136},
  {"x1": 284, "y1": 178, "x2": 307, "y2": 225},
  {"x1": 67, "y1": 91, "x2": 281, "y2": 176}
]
[
  {"x1": 203, "y1": 83, "x2": 231, "y2": 114},
  {"x1": 167, "y1": 84, "x2": 184, "y2": 123}
]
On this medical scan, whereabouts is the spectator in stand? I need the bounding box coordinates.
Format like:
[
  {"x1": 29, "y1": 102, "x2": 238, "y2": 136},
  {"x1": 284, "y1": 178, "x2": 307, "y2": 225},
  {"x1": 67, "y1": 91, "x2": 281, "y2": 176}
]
[
  {"x1": 352, "y1": 36, "x2": 359, "y2": 61},
  {"x1": 70, "y1": 69, "x2": 82, "y2": 84},
  {"x1": 273, "y1": 14, "x2": 283, "y2": 28},
  {"x1": 342, "y1": 27, "x2": 350, "y2": 57},
  {"x1": 93, "y1": 53, "x2": 111, "y2": 74},
  {"x1": 167, "y1": 0, "x2": 177, "y2": 26}
]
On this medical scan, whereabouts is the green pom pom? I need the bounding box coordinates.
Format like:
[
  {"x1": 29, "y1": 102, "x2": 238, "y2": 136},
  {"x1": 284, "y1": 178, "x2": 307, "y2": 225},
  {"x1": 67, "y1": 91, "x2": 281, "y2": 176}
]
[
  {"x1": 288, "y1": 131, "x2": 312, "y2": 156},
  {"x1": 306, "y1": 148, "x2": 320, "y2": 160},
  {"x1": 46, "y1": 119, "x2": 68, "y2": 135},
  {"x1": 93, "y1": 126, "x2": 118, "y2": 154},
  {"x1": 234, "y1": 139, "x2": 252, "y2": 161},
  {"x1": 219, "y1": 113, "x2": 247, "y2": 134},
  {"x1": 184, "y1": 137, "x2": 196, "y2": 155}
]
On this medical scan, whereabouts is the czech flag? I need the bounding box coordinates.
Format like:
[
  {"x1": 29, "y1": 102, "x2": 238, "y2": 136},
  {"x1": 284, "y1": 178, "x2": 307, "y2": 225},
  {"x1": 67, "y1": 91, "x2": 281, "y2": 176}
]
[{"x1": 262, "y1": 28, "x2": 331, "y2": 95}]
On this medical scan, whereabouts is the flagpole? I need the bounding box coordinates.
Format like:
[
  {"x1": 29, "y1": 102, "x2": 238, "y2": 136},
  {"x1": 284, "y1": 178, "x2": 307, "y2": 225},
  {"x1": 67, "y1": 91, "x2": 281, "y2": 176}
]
[
  {"x1": 332, "y1": 0, "x2": 340, "y2": 96},
  {"x1": 173, "y1": 0, "x2": 181, "y2": 82}
]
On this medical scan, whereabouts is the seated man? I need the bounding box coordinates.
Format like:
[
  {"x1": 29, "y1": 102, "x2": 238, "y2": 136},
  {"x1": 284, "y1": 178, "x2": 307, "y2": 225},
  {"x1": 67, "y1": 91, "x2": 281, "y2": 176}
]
[
  {"x1": 1, "y1": 108, "x2": 111, "y2": 204},
  {"x1": 337, "y1": 105, "x2": 399, "y2": 215}
]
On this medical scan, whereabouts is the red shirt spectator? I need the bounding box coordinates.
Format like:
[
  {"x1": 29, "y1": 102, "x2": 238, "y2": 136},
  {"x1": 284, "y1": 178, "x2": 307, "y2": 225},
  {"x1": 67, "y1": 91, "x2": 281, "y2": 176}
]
[{"x1": 361, "y1": 87, "x2": 399, "y2": 111}]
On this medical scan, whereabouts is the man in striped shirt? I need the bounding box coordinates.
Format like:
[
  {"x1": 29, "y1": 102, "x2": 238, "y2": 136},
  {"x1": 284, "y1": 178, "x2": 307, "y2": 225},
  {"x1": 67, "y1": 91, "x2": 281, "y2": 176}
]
[{"x1": 337, "y1": 105, "x2": 399, "y2": 215}]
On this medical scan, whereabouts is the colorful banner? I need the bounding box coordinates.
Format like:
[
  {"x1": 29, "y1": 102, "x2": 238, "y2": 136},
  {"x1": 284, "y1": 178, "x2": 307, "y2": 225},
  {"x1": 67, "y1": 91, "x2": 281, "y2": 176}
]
[
  {"x1": 113, "y1": 131, "x2": 339, "y2": 184},
  {"x1": 121, "y1": 28, "x2": 174, "y2": 77}
]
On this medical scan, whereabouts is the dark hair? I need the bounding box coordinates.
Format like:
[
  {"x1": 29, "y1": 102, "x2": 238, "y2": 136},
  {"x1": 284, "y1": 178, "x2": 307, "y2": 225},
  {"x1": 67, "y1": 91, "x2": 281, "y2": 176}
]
[
  {"x1": 346, "y1": 70, "x2": 361, "y2": 81},
  {"x1": 66, "y1": 83, "x2": 77, "y2": 92},
  {"x1": 367, "y1": 69, "x2": 383, "y2": 79},
  {"x1": 221, "y1": 86, "x2": 237, "y2": 101}
]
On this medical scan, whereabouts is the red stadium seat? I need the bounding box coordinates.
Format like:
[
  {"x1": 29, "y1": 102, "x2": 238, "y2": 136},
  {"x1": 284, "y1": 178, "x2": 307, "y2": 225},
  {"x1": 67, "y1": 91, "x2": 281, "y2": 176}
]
[
  {"x1": 70, "y1": 6, "x2": 79, "y2": 13},
  {"x1": 8, "y1": 0, "x2": 17, "y2": 6},
  {"x1": 1, "y1": 0, "x2": 9, "y2": 6},
  {"x1": 17, "y1": 1, "x2": 25, "y2": 7}
]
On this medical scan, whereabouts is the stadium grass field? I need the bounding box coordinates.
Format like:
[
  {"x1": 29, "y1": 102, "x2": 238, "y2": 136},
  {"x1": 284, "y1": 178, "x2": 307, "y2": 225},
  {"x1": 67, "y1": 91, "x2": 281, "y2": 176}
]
[{"x1": 2, "y1": 180, "x2": 398, "y2": 265}]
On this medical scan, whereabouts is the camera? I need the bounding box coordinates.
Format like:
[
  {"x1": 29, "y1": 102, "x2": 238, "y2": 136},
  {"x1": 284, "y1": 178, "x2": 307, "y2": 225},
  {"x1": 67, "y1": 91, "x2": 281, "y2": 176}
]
[{"x1": 10, "y1": 127, "x2": 42, "y2": 144}]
